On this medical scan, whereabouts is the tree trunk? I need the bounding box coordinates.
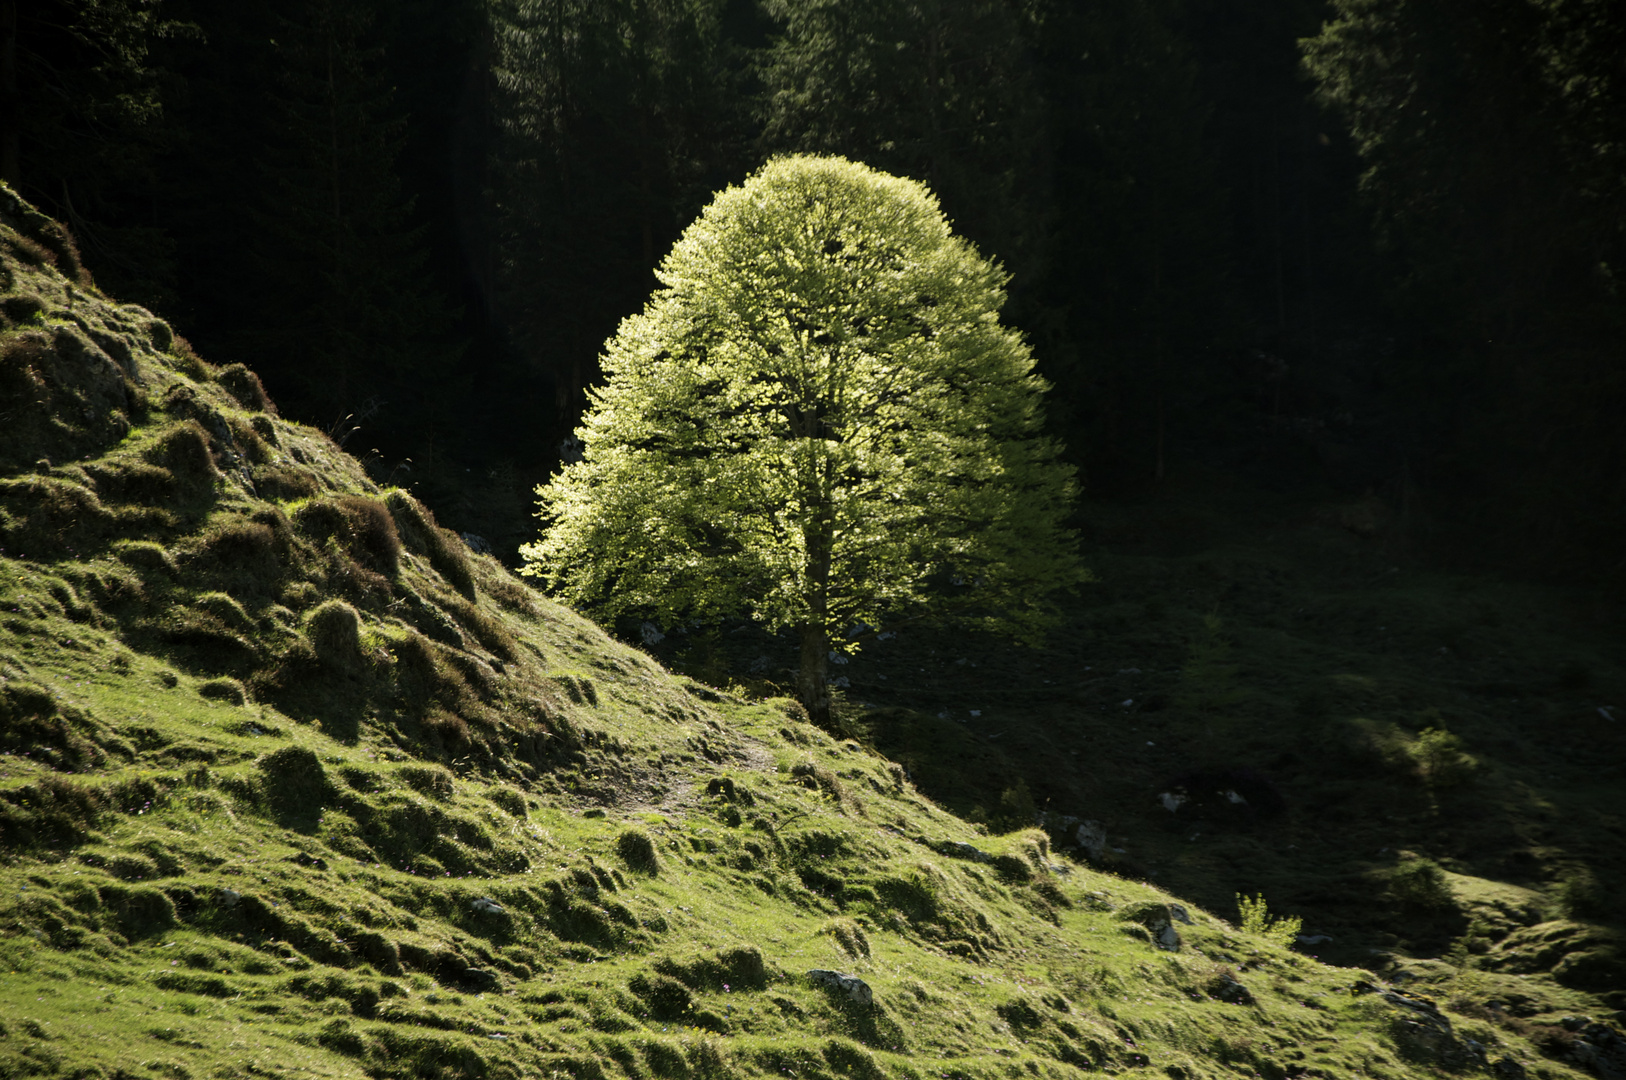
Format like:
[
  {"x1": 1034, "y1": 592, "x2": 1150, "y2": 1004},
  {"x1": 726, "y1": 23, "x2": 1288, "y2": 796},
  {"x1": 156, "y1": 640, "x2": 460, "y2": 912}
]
[
  {"x1": 795, "y1": 401, "x2": 836, "y2": 730},
  {"x1": 797, "y1": 623, "x2": 831, "y2": 730},
  {"x1": 0, "y1": 0, "x2": 18, "y2": 188}
]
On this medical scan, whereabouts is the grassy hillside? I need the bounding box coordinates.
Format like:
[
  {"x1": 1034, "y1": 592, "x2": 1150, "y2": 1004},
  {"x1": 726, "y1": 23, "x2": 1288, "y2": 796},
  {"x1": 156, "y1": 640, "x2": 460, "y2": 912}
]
[{"x1": 0, "y1": 184, "x2": 1616, "y2": 1080}]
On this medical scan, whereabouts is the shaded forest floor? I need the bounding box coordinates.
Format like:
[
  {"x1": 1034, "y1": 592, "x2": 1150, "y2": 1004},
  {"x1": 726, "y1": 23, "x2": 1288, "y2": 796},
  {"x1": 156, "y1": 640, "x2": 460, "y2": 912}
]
[{"x1": 649, "y1": 467, "x2": 1626, "y2": 1019}]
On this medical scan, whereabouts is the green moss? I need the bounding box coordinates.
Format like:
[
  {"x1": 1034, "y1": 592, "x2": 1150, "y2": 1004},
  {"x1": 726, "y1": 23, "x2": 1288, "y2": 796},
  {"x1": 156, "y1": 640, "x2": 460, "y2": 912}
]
[{"x1": 0, "y1": 195, "x2": 1609, "y2": 1080}]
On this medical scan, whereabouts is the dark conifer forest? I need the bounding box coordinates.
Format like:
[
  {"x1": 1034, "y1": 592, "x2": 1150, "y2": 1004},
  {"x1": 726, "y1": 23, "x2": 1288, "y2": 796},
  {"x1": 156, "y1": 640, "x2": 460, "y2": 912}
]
[{"x1": 7, "y1": 0, "x2": 1624, "y2": 586}]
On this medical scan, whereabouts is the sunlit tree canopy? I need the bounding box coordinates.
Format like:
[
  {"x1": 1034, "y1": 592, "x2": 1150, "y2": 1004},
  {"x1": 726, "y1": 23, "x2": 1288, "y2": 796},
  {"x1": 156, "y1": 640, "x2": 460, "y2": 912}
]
[{"x1": 521, "y1": 154, "x2": 1085, "y2": 725}]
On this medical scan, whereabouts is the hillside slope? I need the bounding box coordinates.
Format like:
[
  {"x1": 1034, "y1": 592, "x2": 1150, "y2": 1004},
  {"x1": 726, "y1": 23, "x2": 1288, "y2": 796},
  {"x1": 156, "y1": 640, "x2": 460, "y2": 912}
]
[{"x1": 0, "y1": 185, "x2": 1605, "y2": 1080}]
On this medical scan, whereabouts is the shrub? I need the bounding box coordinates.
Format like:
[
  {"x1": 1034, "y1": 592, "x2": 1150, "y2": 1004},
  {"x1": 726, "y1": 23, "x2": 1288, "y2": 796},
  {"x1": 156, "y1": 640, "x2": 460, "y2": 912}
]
[
  {"x1": 994, "y1": 779, "x2": 1038, "y2": 832},
  {"x1": 200, "y1": 516, "x2": 278, "y2": 568},
  {"x1": 481, "y1": 572, "x2": 539, "y2": 615},
  {"x1": 441, "y1": 592, "x2": 516, "y2": 660},
  {"x1": 1389, "y1": 858, "x2": 1455, "y2": 911},
  {"x1": 1408, "y1": 727, "x2": 1476, "y2": 787},
  {"x1": 704, "y1": 776, "x2": 753, "y2": 805},
  {"x1": 1555, "y1": 866, "x2": 1606, "y2": 920},
  {"x1": 0, "y1": 199, "x2": 91, "y2": 284},
  {"x1": 1236, "y1": 893, "x2": 1302, "y2": 948},
  {"x1": 2, "y1": 233, "x2": 55, "y2": 267},
  {"x1": 109, "y1": 852, "x2": 160, "y2": 880},
  {"x1": 994, "y1": 996, "x2": 1045, "y2": 1033},
  {"x1": 398, "y1": 765, "x2": 454, "y2": 799},
  {"x1": 36, "y1": 212, "x2": 89, "y2": 281},
  {"x1": 170, "y1": 335, "x2": 213, "y2": 381},
  {"x1": 0, "y1": 774, "x2": 107, "y2": 847},
  {"x1": 226, "y1": 416, "x2": 273, "y2": 464},
  {"x1": 421, "y1": 710, "x2": 471, "y2": 752},
  {"x1": 0, "y1": 475, "x2": 115, "y2": 555},
  {"x1": 145, "y1": 420, "x2": 218, "y2": 487},
  {"x1": 641, "y1": 1040, "x2": 688, "y2": 1078},
  {"x1": 148, "y1": 606, "x2": 256, "y2": 669},
  {"x1": 824, "y1": 918, "x2": 870, "y2": 959},
  {"x1": 195, "y1": 591, "x2": 253, "y2": 631},
  {"x1": 101, "y1": 884, "x2": 176, "y2": 938},
  {"x1": 689, "y1": 1038, "x2": 733, "y2": 1079},
  {"x1": 488, "y1": 787, "x2": 527, "y2": 817},
  {"x1": 146, "y1": 319, "x2": 174, "y2": 352},
  {"x1": 790, "y1": 761, "x2": 845, "y2": 804},
  {"x1": 2, "y1": 320, "x2": 142, "y2": 471},
  {"x1": 0, "y1": 291, "x2": 44, "y2": 323},
  {"x1": 991, "y1": 853, "x2": 1032, "y2": 883},
  {"x1": 628, "y1": 971, "x2": 692, "y2": 1020},
  {"x1": 254, "y1": 464, "x2": 321, "y2": 501},
  {"x1": 249, "y1": 505, "x2": 298, "y2": 554},
  {"x1": 653, "y1": 945, "x2": 766, "y2": 992},
  {"x1": 874, "y1": 870, "x2": 941, "y2": 923}
]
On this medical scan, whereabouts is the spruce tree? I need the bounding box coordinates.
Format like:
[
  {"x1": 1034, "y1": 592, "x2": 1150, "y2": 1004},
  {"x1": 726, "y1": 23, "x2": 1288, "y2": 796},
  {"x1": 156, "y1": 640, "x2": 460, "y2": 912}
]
[
  {"x1": 1, "y1": 0, "x2": 197, "y2": 307},
  {"x1": 758, "y1": 0, "x2": 1049, "y2": 297},
  {"x1": 243, "y1": 0, "x2": 458, "y2": 432},
  {"x1": 1026, "y1": 0, "x2": 1234, "y2": 488},
  {"x1": 1304, "y1": 0, "x2": 1626, "y2": 576},
  {"x1": 486, "y1": 0, "x2": 745, "y2": 429}
]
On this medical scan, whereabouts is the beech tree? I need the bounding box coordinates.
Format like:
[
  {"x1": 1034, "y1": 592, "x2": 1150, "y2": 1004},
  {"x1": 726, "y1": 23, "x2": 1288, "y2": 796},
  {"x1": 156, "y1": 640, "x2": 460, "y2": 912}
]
[{"x1": 521, "y1": 155, "x2": 1083, "y2": 727}]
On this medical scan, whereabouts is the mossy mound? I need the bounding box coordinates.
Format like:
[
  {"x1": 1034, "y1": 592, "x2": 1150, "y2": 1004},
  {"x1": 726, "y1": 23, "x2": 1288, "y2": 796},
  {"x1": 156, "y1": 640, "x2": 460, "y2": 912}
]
[{"x1": 0, "y1": 190, "x2": 1611, "y2": 1080}]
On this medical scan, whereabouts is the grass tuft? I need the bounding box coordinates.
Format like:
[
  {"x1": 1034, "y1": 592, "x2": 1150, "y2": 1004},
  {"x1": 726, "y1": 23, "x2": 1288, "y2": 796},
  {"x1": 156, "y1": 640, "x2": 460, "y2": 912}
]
[
  {"x1": 386, "y1": 490, "x2": 475, "y2": 598},
  {"x1": 616, "y1": 828, "x2": 661, "y2": 874},
  {"x1": 304, "y1": 598, "x2": 366, "y2": 672},
  {"x1": 294, "y1": 494, "x2": 401, "y2": 577},
  {"x1": 197, "y1": 676, "x2": 247, "y2": 705},
  {"x1": 215, "y1": 363, "x2": 275, "y2": 413}
]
